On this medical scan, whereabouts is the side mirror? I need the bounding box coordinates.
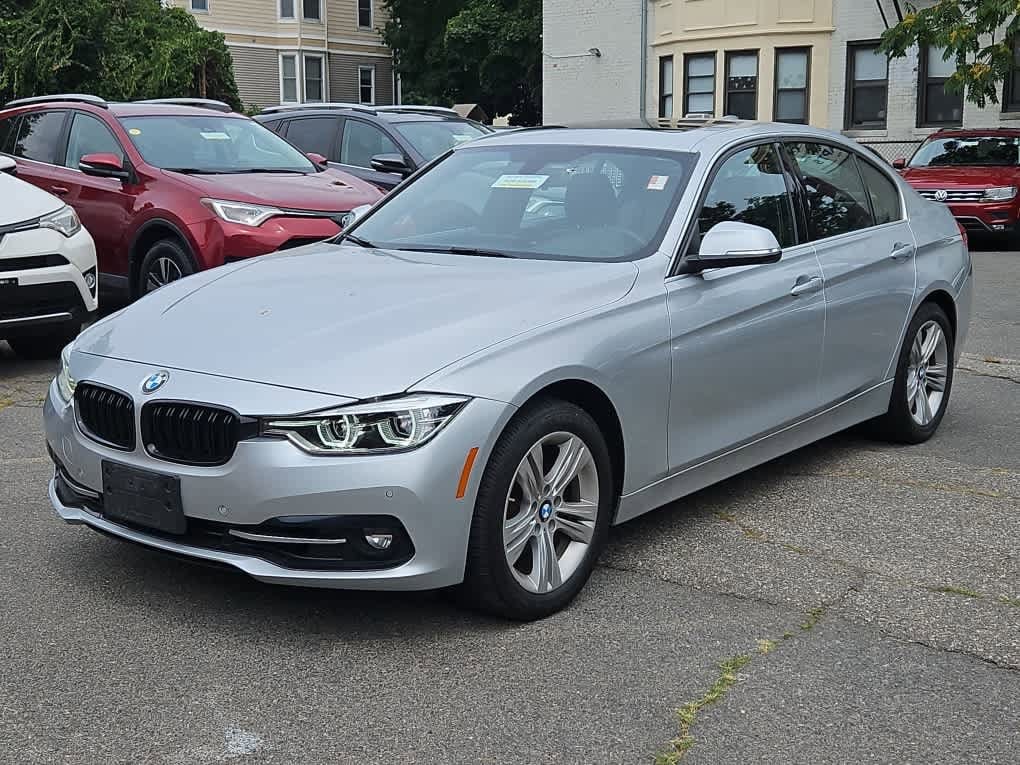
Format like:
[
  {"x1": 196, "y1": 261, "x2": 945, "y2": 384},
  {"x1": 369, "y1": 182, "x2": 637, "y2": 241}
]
[
  {"x1": 892, "y1": 158, "x2": 907, "y2": 170},
  {"x1": 0, "y1": 155, "x2": 16, "y2": 176},
  {"x1": 370, "y1": 153, "x2": 412, "y2": 177},
  {"x1": 306, "y1": 152, "x2": 328, "y2": 166},
  {"x1": 80, "y1": 153, "x2": 130, "y2": 181},
  {"x1": 683, "y1": 221, "x2": 782, "y2": 273}
]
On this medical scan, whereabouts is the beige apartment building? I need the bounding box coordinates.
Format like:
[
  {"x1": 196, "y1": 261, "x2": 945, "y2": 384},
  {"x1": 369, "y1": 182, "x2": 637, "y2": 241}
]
[{"x1": 173, "y1": 0, "x2": 395, "y2": 109}]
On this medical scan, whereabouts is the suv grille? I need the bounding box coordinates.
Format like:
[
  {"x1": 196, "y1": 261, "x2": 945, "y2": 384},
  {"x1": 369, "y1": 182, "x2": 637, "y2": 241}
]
[
  {"x1": 142, "y1": 402, "x2": 243, "y2": 466},
  {"x1": 918, "y1": 189, "x2": 986, "y2": 202},
  {"x1": 74, "y1": 384, "x2": 136, "y2": 450},
  {"x1": 0, "y1": 254, "x2": 69, "y2": 273}
]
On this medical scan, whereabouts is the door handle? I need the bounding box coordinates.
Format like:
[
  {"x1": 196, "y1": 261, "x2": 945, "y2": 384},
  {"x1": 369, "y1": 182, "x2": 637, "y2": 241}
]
[
  {"x1": 890, "y1": 242, "x2": 915, "y2": 260},
  {"x1": 790, "y1": 275, "x2": 824, "y2": 297},
  {"x1": 49, "y1": 186, "x2": 70, "y2": 196}
]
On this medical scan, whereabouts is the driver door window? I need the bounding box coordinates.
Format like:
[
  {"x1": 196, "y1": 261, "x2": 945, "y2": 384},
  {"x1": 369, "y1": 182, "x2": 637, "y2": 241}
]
[
  {"x1": 65, "y1": 113, "x2": 125, "y2": 169},
  {"x1": 339, "y1": 120, "x2": 400, "y2": 168},
  {"x1": 785, "y1": 142, "x2": 874, "y2": 240},
  {"x1": 697, "y1": 143, "x2": 796, "y2": 249}
]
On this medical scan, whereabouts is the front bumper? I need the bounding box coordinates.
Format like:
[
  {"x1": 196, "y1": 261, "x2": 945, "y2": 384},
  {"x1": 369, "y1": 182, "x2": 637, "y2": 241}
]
[
  {"x1": 189, "y1": 215, "x2": 344, "y2": 268},
  {"x1": 43, "y1": 356, "x2": 512, "y2": 590},
  {"x1": 942, "y1": 201, "x2": 1018, "y2": 233}
]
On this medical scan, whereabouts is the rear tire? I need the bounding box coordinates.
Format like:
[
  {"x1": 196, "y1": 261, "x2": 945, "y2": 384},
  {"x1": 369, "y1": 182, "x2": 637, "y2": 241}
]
[
  {"x1": 136, "y1": 239, "x2": 195, "y2": 296},
  {"x1": 871, "y1": 302, "x2": 954, "y2": 444},
  {"x1": 7, "y1": 320, "x2": 81, "y2": 359},
  {"x1": 456, "y1": 399, "x2": 614, "y2": 621}
]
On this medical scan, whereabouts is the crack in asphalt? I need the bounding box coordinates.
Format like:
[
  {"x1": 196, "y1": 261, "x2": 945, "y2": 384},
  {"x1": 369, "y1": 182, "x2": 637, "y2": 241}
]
[
  {"x1": 780, "y1": 469, "x2": 1019, "y2": 501},
  {"x1": 887, "y1": 634, "x2": 1019, "y2": 672}
]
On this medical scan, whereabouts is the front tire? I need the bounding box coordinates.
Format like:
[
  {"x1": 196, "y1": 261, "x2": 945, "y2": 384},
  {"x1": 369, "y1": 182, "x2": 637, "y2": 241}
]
[
  {"x1": 6, "y1": 320, "x2": 81, "y2": 359},
  {"x1": 457, "y1": 399, "x2": 614, "y2": 620},
  {"x1": 136, "y1": 239, "x2": 194, "y2": 296},
  {"x1": 872, "y1": 302, "x2": 954, "y2": 443}
]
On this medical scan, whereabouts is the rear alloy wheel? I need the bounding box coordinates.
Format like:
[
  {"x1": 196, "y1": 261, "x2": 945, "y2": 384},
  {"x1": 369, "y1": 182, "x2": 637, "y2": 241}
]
[
  {"x1": 872, "y1": 302, "x2": 954, "y2": 443},
  {"x1": 137, "y1": 239, "x2": 195, "y2": 296},
  {"x1": 458, "y1": 400, "x2": 613, "y2": 620}
]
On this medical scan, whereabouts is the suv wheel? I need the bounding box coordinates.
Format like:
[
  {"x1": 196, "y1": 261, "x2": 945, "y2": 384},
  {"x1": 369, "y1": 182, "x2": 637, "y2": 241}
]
[{"x1": 137, "y1": 239, "x2": 195, "y2": 296}]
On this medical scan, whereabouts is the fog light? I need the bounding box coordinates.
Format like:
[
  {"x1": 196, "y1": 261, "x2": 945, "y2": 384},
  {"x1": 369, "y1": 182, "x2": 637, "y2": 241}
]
[
  {"x1": 364, "y1": 532, "x2": 393, "y2": 550},
  {"x1": 83, "y1": 267, "x2": 98, "y2": 294}
]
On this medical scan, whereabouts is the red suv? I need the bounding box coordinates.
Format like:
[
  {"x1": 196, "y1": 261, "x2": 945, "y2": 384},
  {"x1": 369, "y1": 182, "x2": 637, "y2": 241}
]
[
  {"x1": 0, "y1": 95, "x2": 382, "y2": 297},
  {"x1": 895, "y1": 127, "x2": 1020, "y2": 244}
]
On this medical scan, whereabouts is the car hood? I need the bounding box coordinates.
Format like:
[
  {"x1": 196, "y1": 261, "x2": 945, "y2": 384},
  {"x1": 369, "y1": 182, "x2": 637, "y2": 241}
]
[
  {"x1": 900, "y1": 165, "x2": 1020, "y2": 189},
  {"x1": 75, "y1": 246, "x2": 638, "y2": 400},
  {"x1": 165, "y1": 168, "x2": 383, "y2": 212},
  {"x1": 0, "y1": 170, "x2": 63, "y2": 224}
]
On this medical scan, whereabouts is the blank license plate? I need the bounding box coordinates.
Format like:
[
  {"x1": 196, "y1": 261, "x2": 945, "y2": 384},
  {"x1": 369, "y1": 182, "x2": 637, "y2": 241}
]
[{"x1": 102, "y1": 461, "x2": 186, "y2": 535}]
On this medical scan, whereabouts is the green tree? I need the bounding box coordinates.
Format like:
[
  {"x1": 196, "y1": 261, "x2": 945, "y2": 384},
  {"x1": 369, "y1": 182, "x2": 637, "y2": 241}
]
[
  {"x1": 880, "y1": 1, "x2": 1020, "y2": 108},
  {"x1": 0, "y1": 0, "x2": 240, "y2": 109},
  {"x1": 382, "y1": 0, "x2": 541, "y2": 124}
]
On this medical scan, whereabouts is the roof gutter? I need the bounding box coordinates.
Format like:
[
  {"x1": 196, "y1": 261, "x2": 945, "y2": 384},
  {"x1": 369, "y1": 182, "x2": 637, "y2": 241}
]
[{"x1": 639, "y1": 0, "x2": 656, "y2": 128}]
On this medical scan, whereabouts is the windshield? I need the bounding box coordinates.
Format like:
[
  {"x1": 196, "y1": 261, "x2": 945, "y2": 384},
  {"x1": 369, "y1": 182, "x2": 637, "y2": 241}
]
[
  {"x1": 120, "y1": 115, "x2": 315, "y2": 173},
  {"x1": 909, "y1": 135, "x2": 1020, "y2": 167},
  {"x1": 392, "y1": 120, "x2": 490, "y2": 161},
  {"x1": 345, "y1": 144, "x2": 696, "y2": 261}
]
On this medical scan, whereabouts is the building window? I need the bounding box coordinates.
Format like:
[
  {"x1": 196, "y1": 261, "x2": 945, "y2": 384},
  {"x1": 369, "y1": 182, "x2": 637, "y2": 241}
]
[
  {"x1": 190, "y1": 0, "x2": 209, "y2": 12},
  {"x1": 359, "y1": 66, "x2": 375, "y2": 105},
  {"x1": 358, "y1": 0, "x2": 373, "y2": 29},
  {"x1": 846, "y1": 43, "x2": 888, "y2": 129},
  {"x1": 304, "y1": 55, "x2": 324, "y2": 102},
  {"x1": 280, "y1": 54, "x2": 298, "y2": 103},
  {"x1": 684, "y1": 53, "x2": 716, "y2": 116},
  {"x1": 724, "y1": 51, "x2": 758, "y2": 119},
  {"x1": 302, "y1": 0, "x2": 321, "y2": 21},
  {"x1": 774, "y1": 47, "x2": 810, "y2": 123},
  {"x1": 658, "y1": 56, "x2": 674, "y2": 119},
  {"x1": 918, "y1": 46, "x2": 963, "y2": 126},
  {"x1": 279, "y1": 0, "x2": 294, "y2": 19},
  {"x1": 1004, "y1": 39, "x2": 1020, "y2": 112}
]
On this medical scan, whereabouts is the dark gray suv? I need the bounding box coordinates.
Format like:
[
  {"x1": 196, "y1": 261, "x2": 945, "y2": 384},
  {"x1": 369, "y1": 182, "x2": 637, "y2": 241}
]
[{"x1": 255, "y1": 104, "x2": 492, "y2": 191}]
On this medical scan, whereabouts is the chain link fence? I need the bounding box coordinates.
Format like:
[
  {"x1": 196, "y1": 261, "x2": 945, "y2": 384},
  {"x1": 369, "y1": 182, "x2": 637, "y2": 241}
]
[{"x1": 850, "y1": 139, "x2": 922, "y2": 165}]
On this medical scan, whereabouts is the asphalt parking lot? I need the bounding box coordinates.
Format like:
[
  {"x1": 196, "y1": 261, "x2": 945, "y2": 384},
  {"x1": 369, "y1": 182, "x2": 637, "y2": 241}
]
[{"x1": 1, "y1": 248, "x2": 1017, "y2": 765}]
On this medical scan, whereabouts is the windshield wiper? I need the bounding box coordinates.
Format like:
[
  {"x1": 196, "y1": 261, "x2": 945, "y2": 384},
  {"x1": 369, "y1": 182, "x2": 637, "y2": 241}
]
[
  {"x1": 163, "y1": 167, "x2": 216, "y2": 174},
  {"x1": 222, "y1": 168, "x2": 309, "y2": 174},
  {"x1": 396, "y1": 245, "x2": 515, "y2": 258},
  {"x1": 337, "y1": 233, "x2": 376, "y2": 248}
]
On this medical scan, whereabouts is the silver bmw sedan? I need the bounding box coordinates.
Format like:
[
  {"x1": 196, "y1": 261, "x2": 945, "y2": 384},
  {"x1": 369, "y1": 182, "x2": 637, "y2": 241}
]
[{"x1": 44, "y1": 122, "x2": 973, "y2": 620}]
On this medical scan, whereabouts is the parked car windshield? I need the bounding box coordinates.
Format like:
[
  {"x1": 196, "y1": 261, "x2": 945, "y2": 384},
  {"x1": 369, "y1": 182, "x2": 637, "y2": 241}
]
[
  {"x1": 119, "y1": 115, "x2": 316, "y2": 173},
  {"x1": 344, "y1": 144, "x2": 695, "y2": 261},
  {"x1": 392, "y1": 120, "x2": 491, "y2": 161},
  {"x1": 909, "y1": 135, "x2": 1020, "y2": 167}
]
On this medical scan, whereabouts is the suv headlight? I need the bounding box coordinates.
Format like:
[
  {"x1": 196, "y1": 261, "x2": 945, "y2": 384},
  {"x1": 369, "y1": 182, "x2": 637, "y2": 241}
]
[
  {"x1": 39, "y1": 205, "x2": 82, "y2": 237},
  {"x1": 56, "y1": 344, "x2": 76, "y2": 403},
  {"x1": 202, "y1": 198, "x2": 283, "y2": 227},
  {"x1": 263, "y1": 394, "x2": 469, "y2": 455},
  {"x1": 982, "y1": 186, "x2": 1017, "y2": 202}
]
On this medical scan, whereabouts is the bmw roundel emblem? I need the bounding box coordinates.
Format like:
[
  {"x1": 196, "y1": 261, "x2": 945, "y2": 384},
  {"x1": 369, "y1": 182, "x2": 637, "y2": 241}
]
[{"x1": 141, "y1": 370, "x2": 170, "y2": 395}]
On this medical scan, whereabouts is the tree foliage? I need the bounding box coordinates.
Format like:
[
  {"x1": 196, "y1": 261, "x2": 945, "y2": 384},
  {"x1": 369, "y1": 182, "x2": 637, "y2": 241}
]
[
  {"x1": 880, "y1": 1, "x2": 1020, "y2": 107},
  {"x1": 381, "y1": 0, "x2": 541, "y2": 124},
  {"x1": 0, "y1": 0, "x2": 240, "y2": 109}
]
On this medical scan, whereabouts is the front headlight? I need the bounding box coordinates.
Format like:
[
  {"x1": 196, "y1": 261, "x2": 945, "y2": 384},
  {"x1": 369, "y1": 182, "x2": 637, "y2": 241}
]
[
  {"x1": 263, "y1": 394, "x2": 469, "y2": 455},
  {"x1": 982, "y1": 186, "x2": 1017, "y2": 202},
  {"x1": 56, "y1": 344, "x2": 76, "y2": 403},
  {"x1": 202, "y1": 198, "x2": 283, "y2": 227},
  {"x1": 39, "y1": 205, "x2": 82, "y2": 237}
]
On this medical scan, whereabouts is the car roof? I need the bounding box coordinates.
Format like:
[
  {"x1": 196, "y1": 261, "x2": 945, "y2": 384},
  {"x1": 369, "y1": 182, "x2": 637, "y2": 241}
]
[
  {"x1": 107, "y1": 103, "x2": 246, "y2": 119},
  {"x1": 254, "y1": 107, "x2": 476, "y2": 125},
  {"x1": 929, "y1": 127, "x2": 1020, "y2": 138}
]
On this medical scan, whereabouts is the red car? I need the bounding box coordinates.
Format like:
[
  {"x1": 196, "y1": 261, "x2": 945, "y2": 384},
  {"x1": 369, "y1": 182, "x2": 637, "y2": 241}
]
[
  {"x1": 0, "y1": 95, "x2": 382, "y2": 297},
  {"x1": 895, "y1": 127, "x2": 1020, "y2": 244}
]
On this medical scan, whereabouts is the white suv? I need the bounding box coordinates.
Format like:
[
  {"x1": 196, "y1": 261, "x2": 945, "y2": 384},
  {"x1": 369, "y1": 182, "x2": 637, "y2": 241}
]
[{"x1": 0, "y1": 155, "x2": 97, "y2": 358}]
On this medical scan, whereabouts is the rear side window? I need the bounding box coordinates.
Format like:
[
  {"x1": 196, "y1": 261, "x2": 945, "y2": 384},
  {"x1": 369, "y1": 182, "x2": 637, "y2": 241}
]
[
  {"x1": 65, "y1": 113, "x2": 124, "y2": 169},
  {"x1": 698, "y1": 143, "x2": 796, "y2": 248},
  {"x1": 786, "y1": 142, "x2": 874, "y2": 239},
  {"x1": 0, "y1": 117, "x2": 17, "y2": 154},
  {"x1": 284, "y1": 117, "x2": 340, "y2": 159},
  {"x1": 13, "y1": 111, "x2": 66, "y2": 164},
  {"x1": 856, "y1": 159, "x2": 902, "y2": 224}
]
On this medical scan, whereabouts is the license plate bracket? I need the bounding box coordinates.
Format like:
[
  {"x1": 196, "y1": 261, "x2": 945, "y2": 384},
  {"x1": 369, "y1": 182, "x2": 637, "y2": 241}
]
[{"x1": 102, "y1": 461, "x2": 186, "y2": 535}]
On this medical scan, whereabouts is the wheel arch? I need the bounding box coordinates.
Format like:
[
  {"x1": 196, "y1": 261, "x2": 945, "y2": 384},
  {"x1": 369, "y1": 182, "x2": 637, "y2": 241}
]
[
  {"x1": 129, "y1": 218, "x2": 198, "y2": 296},
  {"x1": 918, "y1": 287, "x2": 957, "y2": 341}
]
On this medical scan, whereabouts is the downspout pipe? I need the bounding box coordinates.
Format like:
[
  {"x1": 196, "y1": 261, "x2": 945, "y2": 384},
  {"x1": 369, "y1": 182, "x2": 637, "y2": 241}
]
[{"x1": 639, "y1": 0, "x2": 656, "y2": 127}]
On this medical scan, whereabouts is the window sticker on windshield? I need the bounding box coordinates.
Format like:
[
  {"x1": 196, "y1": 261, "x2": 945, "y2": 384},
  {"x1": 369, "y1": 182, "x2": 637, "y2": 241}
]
[
  {"x1": 452, "y1": 134, "x2": 475, "y2": 143},
  {"x1": 491, "y1": 174, "x2": 549, "y2": 190},
  {"x1": 647, "y1": 175, "x2": 669, "y2": 191},
  {"x1": 200, "y1": 131, "x2": 231, "y2": 141},
  {"x1": 128, "y1": 128, "x2": 142, "y2": 136}
]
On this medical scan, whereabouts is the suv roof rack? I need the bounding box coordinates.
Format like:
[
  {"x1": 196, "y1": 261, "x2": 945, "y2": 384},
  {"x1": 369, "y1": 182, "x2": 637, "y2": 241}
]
[
  {"x1": 136, "y1": 98, "x2": 233, "y2": 113},
  {"x1": 375, "y1": 105, "x2": 460, "y2": 116},
  {"x1": 5, "y1": 94, "x2": 108, "y2": 109},
  {"x1": 260, "y1": 102, "x2": 377, "y2": 115}
]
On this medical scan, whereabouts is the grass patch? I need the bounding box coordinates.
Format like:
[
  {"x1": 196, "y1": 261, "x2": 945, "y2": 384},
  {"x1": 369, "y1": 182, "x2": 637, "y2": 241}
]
[
  {"x1": 933, "y1": 585, "x2": 981, "y2": 599},
  {"x1": 655, "y1": 655, "x2": 752, "y2": 765},
  {"x1": 0, "y1": 398, "x2": 13, "y2": 412},
  {"x1": 756, "y1": 639, "x2": 777, "y2": 655},
  {"x1": 998, "y1": 596, "x2": 1020, "y2": 608},
  {"x1": 800, "y1": 605, "x2": 826, "y2": 631}
]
